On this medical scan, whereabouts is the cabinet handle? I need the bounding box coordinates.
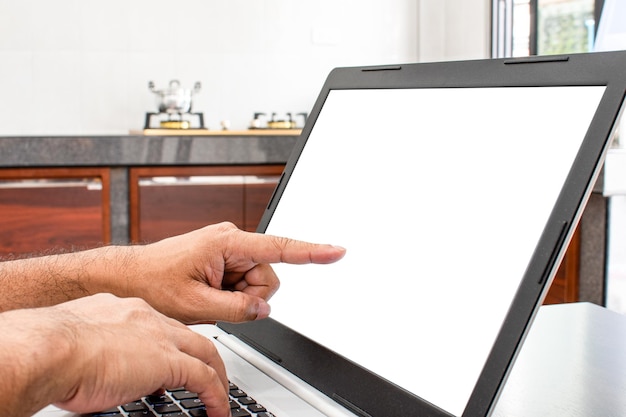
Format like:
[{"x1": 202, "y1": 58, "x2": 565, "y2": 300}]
[
  {"x1": 0, "y1": 178, "x2": 102, "y2": 190},
  {"x1": 139, "y1": 175, "x2": 280, "y2": 186}
]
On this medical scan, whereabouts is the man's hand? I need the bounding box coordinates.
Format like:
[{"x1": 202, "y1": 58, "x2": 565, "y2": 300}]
[
  {"x1": 125, "y1": 222, "x2": 346, "y2": 323},
  {"x1": 0, "y1": 293, "x2": 230, "y2": 417},
  {"x1": 0, "y1": 222, "x2": 346, "y2": 325}
]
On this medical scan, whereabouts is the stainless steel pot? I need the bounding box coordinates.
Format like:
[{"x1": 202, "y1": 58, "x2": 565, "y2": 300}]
[{"x1": 148, "y1": 80, "x2": 201, "y2": 114}]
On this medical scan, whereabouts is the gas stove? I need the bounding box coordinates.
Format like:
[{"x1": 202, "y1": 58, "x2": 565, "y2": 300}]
[
  {"x1": 144, "y1": 112, "x2": 205, "y2": 130},
  {"x1": 249, "y1": 112, "x2": 308, "y2": 129}
]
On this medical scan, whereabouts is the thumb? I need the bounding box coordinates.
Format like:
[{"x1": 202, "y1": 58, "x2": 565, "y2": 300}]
[{"x1": 188, "y1": 287, "x2": 271, "y2": 323}]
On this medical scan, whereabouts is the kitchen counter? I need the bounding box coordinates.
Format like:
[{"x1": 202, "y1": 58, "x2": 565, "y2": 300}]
[
  {"x1": 0, "y1": 133, "x2": 300, "y2": 244},
  {"x1": 0, "y1": 133, "x2": 299, "y2": 167}
]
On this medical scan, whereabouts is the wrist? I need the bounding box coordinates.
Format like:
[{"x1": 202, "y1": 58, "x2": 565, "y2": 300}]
[{"x1": 63, "y1": 245, "x2": 144, "y2": 298}]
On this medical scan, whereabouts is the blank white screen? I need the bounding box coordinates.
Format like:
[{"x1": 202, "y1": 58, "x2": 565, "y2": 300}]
[{"x1": 265, "y1": 86, "x2": 605, "y2": 416}]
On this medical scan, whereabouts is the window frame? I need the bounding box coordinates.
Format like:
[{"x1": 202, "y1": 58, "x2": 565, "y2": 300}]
[{"x1": 492, "y1": 0, "x2": 606, "y2": 58}]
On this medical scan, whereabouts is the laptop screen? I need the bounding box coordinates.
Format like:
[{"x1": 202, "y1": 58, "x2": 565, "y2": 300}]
[{"x1": 264, "y1": 85, "x2": 605, "y2": 416}]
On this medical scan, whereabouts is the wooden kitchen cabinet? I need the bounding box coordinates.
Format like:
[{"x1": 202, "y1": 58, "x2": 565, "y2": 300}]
[
  {"x1": 129, "y1": 165, "x2": 283, "y2": 243},
  {"x1": 544, "y1": 225, "x2": 580, "y2": 304},
  {"x1": 0, "y1": 168, "x2": 111, "y2": 257}
]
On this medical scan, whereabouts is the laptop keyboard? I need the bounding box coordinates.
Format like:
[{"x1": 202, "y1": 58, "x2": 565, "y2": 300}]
[{"x1": 81, "y1": 382, "x2": 277, "y2": 417}]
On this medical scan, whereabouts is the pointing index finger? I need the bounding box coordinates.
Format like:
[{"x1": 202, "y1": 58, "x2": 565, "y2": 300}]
[{"x1": 242, "y1": 233, "x2": 346, "y2": 265}]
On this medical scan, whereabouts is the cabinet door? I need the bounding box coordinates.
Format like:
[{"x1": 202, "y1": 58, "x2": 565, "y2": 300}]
[
  {"x1": 130, "y1": 166, "x2": 283, "y2": 243},
  {"x1": 544, "y1": 225, "x2": 580, "y2": 304},
  {"x1": 244, "y1": 175, "x2": 281, "y2": 232},
  {"x1": 0, "y1": 168, "x2": 111, "y2": 256},
  {"x1": 135, "y1": 176, "x2": 246, "y2": 242}
]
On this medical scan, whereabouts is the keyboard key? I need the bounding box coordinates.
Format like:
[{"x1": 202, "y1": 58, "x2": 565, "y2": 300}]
[
  {"x1": 231, "y1": 408, "x2": 251, "y2": 417},
  {"x1": 153, "y1": 403, "x2": 182, "y2": 414},
  {"x1": 127, "y1": 411, "x2": 157, "y2": 417},
  {"x1": 145, "y1": 394, "x2": 172, "y2": 406},
  {"x1": 229, "y1": 389, "x2": 247, "y2": 398},
  {"x1": 188, "y1": 409, "x2": 207, "y2": 417},
  {"x1": 180, "y1": 398, "x2": 205, "y2": 409},
  {"x1": 247, "y1": 403, "x2": 267, "y2": 413},
  {"x1": 238, "y1": 396, "x2": 256, "y2": 406},
  {"x1": 172, "y1": 390, "x2": 198, "y2": 400},
  {"x1": 121, "y1": 401, "x2": 148, "y2": 412}
]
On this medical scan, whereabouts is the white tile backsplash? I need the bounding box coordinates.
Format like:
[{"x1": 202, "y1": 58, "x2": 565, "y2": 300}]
[
  {"x1": 0, "y1": 0, "x2": 419, "y2": 134},
  {"x1": 0, "y1": 51, "x2": 35, "y2": 135}
]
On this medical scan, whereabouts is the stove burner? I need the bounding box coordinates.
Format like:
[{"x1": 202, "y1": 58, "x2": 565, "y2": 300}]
[
  {"x1": 249, "y1": 112, "x2": 307, "y2": 129},
  {"x1": 144, "y1": 112, "x2": 205, "y2": 129}
]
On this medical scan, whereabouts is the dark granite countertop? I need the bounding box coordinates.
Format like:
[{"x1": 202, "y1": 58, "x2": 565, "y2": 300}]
[{"x1": 0, "y1": 134, "x2": 299, "y2": 167}]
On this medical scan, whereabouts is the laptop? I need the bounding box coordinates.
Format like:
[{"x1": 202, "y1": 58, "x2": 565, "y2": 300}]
[{"x1": 36, "y1": 50, "x2": 626, "y2": 417}]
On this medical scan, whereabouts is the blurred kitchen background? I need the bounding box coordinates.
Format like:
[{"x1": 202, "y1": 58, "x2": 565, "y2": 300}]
[
  {"x1": 0, "y1": 0, "x2": 490, "y2": 135},
  {"x1": 3, "y1": 0, "x2": 626, "y2": 313}
]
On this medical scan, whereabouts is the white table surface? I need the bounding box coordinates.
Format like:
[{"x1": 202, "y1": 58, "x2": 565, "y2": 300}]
[{"x1": 493, "y1": 302, "x2": 626, "y2": 417}]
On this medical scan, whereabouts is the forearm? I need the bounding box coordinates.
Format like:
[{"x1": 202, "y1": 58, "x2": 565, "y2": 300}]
[{"x1": 0, "y1": 246, "x2": 141, "y2": 312}]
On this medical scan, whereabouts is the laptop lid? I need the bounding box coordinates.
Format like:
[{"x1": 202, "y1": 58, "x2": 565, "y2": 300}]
[{"x1": 220, "y1": 51, "x2": 626, "y2": 417}]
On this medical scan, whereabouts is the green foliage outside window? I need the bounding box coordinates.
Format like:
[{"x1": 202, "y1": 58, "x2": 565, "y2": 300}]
[{"x1": 537, "y1": 0, "x2": 595, "y2": 55}]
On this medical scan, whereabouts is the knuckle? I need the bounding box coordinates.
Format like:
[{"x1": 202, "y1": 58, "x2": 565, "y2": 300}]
[
  {"x1": 226, "y1": 293, "x2": 251, "y2": 322},
  {"x1": 271, "y1": 236, "x2": 295, "y2": 261}
]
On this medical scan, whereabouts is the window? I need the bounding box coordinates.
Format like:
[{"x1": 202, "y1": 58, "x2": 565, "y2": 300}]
[{"x1": 493, "y1": 0, "x2": 604, "y2": 58}]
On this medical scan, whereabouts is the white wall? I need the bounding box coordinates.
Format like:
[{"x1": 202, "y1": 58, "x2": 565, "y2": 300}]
[
  {"x1": 0, "y1": 0, "x2": 489, "y2": 135},
  {"x1": 418, "y1": 0, "x2": 491, "y2": 62}
]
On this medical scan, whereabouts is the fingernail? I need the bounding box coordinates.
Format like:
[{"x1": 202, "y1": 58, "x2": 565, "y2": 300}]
[{"x1": 255, "y1": 300, "x2": 271, "y2": 320}]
